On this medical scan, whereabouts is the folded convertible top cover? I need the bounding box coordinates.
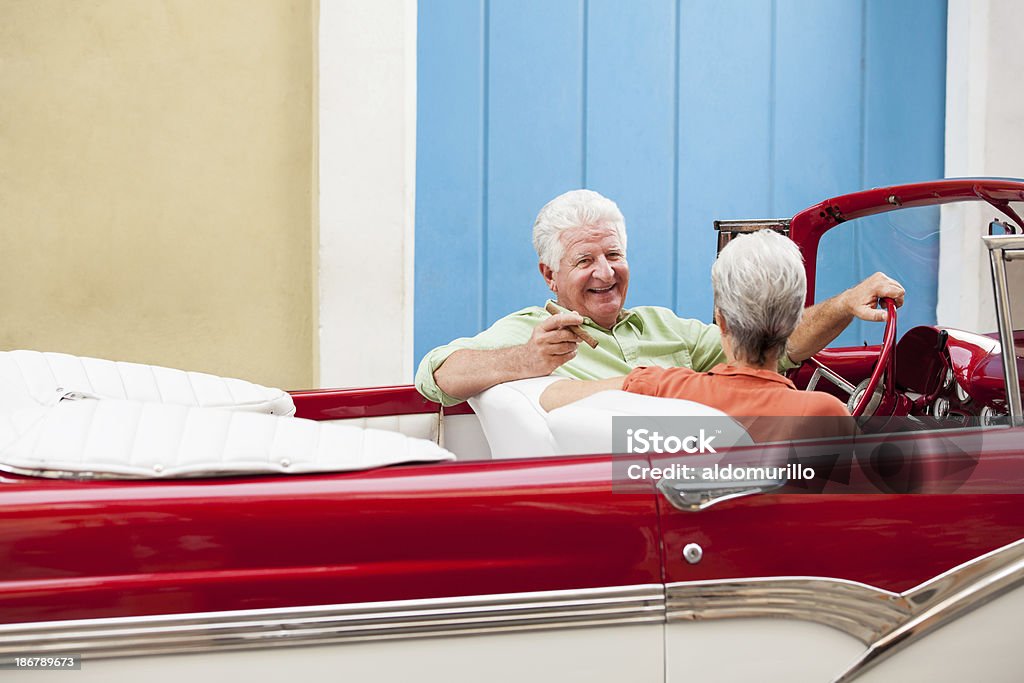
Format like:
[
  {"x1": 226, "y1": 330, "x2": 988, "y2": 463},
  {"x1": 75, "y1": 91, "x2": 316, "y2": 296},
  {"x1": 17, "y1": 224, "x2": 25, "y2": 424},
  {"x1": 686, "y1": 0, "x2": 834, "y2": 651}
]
[
  {"x1": 0, "y1": 398, "x2": 454, "y2": 479},
  {"x1": 0, "y1": 350, "x2": 295, "y2": 416}
]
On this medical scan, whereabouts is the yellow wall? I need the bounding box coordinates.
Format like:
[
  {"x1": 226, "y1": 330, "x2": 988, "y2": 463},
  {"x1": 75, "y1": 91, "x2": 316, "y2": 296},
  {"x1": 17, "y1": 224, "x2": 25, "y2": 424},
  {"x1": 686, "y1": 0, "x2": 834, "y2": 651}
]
[{"x1": 0, "y1": 0, "x2": 316, "y2": 389}]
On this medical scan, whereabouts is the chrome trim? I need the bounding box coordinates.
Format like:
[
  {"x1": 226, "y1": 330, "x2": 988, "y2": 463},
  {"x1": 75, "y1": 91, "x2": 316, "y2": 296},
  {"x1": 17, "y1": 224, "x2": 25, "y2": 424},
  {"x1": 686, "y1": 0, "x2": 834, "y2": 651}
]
[
  {"x1": 834, "y1": 538, "x2": 1024, "y2": 682},
  {"x1": 713, "y1": 218, "x2": 790, "y2": 257},
  {"x1": 984, "y1": 234, "x2": 1024, "y2": 251},
  {"x1": 0, "y1": 584, "x2": 664, "y2": 663},
  {"x1": 682, "y1": 543, "x2": 703, "y2": 565},
  {"x1": 6, "y1": 539, "x2": 1024, "y2": 672},
  {"x1": 806, "y1": 358, "x2": 857, "y2": 395},
  {"x1": 665, "y1": 538, "x2": 1024, "y2": 682},
  {"x1": 437, "y1": 404, "x2": 445, "y2": 447},
  {"x1": 657, "y1": 473, "x2": 784, "y2": 512},
  {"x1": 667, "y1": 577, "x2": 907, "y2": 644},
  {"x1": 984, "y1": 235, "x2": 1023, "y2": 425}
]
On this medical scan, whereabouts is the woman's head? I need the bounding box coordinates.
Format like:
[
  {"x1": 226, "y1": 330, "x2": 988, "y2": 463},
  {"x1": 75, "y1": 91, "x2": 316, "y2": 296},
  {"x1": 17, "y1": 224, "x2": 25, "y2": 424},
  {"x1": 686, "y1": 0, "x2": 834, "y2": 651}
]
[{"x1": 711, "y1": 229, "x2": 806, "y2": 365}]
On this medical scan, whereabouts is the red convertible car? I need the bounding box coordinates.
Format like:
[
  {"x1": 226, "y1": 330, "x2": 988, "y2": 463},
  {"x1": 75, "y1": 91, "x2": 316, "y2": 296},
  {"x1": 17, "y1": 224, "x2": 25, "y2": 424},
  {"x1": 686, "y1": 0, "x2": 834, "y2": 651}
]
[{"x1": 1, "y1": 179, "x2": 1023, "y2": 682}]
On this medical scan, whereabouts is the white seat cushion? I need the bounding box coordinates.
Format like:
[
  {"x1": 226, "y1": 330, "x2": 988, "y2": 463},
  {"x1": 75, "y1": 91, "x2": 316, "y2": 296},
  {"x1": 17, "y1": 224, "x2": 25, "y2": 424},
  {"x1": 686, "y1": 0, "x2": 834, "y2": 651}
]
[
  {"x1": 546, "y1": 390, "x2": 753, "y2": 455},
  {"x1": 470, "y1": 378, "x2": 752, "y2": 459},
  {"x1": 0, "y1": 398, "x2": 454, "y2": 479},
  {"x1": 468, "y1": 377, "x2": 563, "y2": 459},
  {"x1": 0, "y1": 350, "x2": 295, "y2": 416}
]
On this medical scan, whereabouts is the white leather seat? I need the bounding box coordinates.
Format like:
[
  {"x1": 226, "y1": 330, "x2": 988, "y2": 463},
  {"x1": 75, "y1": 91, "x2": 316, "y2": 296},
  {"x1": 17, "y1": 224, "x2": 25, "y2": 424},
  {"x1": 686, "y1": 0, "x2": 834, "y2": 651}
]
[
  {"x1": 468, "y1": 377, "x2": 563, "y2": 459},
  {"x1": 546, "y1": 390, "x2": 753, "y2": 455},
  {"x1": 470, "y1": 378, "x2": 752, "y2": 459},
  {"x1": 0, "y1": 350, "x2": 295, "y2": 416}
]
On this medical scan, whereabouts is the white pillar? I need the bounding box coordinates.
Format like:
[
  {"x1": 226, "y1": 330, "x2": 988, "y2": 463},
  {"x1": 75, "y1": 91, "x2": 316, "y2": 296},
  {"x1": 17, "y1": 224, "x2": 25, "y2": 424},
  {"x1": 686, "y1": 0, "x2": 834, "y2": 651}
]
[
  {"x1": 318, "y1": 0, "x2": 417, "y2": 387},
  {"x1": 939, "y1": 0, "x2": 1024, "y2": 333}
]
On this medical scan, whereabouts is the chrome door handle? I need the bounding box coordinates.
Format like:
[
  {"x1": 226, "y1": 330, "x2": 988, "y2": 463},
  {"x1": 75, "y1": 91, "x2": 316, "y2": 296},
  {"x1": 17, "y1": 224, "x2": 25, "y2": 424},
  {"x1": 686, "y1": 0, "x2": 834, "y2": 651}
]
[{"x1": 657, "y1": 475, "x2": 784, "y2": 512}]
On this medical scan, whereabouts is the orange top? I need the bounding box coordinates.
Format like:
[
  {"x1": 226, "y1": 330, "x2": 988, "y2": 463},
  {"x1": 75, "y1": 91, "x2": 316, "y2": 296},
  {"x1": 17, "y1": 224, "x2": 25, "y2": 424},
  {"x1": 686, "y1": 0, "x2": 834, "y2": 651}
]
[{"x1": 622, "y1": 364, "x2": 855, "y2": 443}]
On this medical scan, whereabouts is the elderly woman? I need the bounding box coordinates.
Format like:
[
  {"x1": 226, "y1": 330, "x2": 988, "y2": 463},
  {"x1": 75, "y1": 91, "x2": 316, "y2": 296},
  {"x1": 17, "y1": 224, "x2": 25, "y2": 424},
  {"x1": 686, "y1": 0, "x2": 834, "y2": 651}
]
[{"x1": 540, "y1": 229, "x2": 854, "y2": 441}]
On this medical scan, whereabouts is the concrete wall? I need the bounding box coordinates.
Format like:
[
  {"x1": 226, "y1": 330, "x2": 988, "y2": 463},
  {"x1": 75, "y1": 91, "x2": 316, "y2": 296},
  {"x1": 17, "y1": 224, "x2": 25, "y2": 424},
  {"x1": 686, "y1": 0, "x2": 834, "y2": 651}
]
[
  {"x1": 0, "y1": 0, "x2": 317, "y2": 389},
  {"x1": 939, "y1": 0, "x2": 1024, "y2": 332}
]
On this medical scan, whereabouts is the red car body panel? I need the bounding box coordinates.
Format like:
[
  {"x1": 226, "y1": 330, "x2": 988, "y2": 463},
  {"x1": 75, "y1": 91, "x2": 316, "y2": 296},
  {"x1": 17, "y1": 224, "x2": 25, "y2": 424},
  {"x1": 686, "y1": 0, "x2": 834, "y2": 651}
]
[
  {"x1": 0, "y1": 456, "x2": 658, "y2": 625},
  {"x1": 291, "y1": 385, "x2": 473, "y2": 420},
  {"x1": 660, "y1": 492, "x2": 1024, "y2": 593}
]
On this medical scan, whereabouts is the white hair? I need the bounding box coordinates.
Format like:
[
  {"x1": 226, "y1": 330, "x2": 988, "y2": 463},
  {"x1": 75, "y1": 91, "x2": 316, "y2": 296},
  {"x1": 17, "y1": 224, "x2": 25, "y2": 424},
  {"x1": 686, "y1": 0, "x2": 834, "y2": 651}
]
[
  {"x1": 532, "y1": 189, "x2": 627, "y2": 271},
  {"x1": 711, "y1": 230, "x2": 806, "y2": 365}
]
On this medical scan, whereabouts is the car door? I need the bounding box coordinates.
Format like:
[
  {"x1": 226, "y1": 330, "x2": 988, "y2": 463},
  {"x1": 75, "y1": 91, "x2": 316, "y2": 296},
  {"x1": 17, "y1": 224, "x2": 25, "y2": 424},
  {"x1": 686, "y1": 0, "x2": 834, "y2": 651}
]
[
  {"x1": 654, "y1": 423, "x2": 1024, "y2": 682},
  {"x1": 654, "y1": 179, "x2": 1024, "y2": 682}
]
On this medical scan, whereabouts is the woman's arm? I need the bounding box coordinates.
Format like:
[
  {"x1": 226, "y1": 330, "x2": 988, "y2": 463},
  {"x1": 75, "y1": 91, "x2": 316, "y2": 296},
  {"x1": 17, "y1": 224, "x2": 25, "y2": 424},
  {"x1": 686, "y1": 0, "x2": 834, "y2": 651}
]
[{"x1": 539, "y1": 376, "x2": 626, "y2": 412}]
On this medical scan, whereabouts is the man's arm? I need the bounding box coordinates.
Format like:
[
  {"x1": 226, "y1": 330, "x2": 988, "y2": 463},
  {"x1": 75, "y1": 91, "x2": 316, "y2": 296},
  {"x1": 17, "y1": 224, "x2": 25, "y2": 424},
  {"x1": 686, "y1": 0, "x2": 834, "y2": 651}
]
[
  {"x1": 430, "y1": 312, "x2": 588, "y2": 403},
  {"x1": 786, "y1": 272, "x2": 905, "y2": 362},
  {"x1": 540, "y1": 377, "x2": 626, "y2": 412}
]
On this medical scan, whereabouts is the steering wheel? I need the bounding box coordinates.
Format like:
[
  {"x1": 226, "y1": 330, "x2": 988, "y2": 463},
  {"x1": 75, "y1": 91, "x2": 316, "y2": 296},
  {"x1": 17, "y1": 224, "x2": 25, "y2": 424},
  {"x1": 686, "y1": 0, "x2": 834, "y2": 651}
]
[{"x1": 812, "y1": 298, "x2": 898, "y2": 417}]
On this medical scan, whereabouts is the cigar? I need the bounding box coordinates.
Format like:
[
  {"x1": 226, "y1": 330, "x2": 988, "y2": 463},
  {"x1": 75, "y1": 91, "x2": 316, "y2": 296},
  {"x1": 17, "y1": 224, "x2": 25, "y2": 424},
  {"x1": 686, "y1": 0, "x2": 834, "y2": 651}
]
[{"x1": 545, "y1": 301, "x2": 599, "y2": 348}]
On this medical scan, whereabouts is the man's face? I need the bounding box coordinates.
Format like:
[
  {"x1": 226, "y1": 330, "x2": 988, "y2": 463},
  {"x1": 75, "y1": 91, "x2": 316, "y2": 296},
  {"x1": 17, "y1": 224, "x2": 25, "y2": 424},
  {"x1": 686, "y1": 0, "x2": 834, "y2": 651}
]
[{"x1": 540, "y1": 225, "x2": 629, "y2": 329}]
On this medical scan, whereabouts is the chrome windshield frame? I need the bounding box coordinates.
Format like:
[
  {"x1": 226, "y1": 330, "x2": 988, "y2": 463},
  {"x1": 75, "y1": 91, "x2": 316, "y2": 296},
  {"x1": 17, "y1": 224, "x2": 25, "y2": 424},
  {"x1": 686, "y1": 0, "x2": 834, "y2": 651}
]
[{"x1": 983, "y1": 234, "x2": 1024, "y2": 425}]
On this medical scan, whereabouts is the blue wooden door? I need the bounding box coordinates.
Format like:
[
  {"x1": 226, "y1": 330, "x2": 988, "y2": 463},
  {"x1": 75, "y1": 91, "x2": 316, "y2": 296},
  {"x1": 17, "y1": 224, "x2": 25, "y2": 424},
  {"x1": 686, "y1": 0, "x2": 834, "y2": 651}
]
[{"x1": 415, "y1": 0, "x2": 947, "y2": 367}]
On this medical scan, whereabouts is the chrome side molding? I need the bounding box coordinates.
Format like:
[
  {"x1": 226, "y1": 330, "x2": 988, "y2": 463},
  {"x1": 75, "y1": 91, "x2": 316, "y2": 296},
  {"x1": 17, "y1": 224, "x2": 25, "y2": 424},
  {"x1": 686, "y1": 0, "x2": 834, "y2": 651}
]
[
  {"x1": 667, "y1": 538, "x2": 1024, "y2": 682},
  {"x1": 0, "y1": 584, "x2": 664, "y2": 664},
  {"x1": 833, "y1": 537, "x2": 1024, "y2": 682},
  {"x1": 4, "y1": 538, "x2": 1023, "y2": 676},
  {"x1": 667, "y1": 577, "x2": 907, "y2": 644}
]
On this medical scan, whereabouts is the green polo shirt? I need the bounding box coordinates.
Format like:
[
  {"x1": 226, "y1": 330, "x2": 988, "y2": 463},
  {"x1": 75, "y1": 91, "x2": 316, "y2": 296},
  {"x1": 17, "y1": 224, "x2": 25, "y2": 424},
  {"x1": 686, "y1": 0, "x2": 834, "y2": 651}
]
[{"x1": 416, "y1": 301, "x2": 778, "y2": 407}]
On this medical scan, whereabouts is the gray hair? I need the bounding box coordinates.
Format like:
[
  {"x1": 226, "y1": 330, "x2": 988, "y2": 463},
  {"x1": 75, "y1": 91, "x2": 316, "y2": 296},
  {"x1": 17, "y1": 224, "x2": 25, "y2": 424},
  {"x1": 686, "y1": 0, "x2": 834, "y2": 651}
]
[
  {"x1": 711, "y1": 230, "x2": 806, "y2": 365},
  {"x1": 532, "y1": 189, "x2": 627, "y2": 271}
]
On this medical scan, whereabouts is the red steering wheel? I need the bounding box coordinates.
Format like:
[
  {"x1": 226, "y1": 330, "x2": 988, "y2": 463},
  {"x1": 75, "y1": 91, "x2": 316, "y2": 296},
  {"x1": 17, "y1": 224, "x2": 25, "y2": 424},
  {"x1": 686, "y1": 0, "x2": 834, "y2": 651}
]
[{"x1": 812, "y1": 298, "x2": 898, "y2": 417}]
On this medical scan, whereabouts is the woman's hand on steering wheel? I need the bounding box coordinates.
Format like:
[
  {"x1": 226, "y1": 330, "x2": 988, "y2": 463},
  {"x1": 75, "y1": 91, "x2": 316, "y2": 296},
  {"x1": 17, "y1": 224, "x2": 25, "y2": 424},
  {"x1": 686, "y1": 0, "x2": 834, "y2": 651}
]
[
  {"x1": 808, "y1": 297, "x2": 899, "y2": 418},
  {"x1": 842, "y1": 273, "x2": 905, "y2": 323},
  {"x1": 848, "y1": 298, "x2": 898, "y2": 417}
]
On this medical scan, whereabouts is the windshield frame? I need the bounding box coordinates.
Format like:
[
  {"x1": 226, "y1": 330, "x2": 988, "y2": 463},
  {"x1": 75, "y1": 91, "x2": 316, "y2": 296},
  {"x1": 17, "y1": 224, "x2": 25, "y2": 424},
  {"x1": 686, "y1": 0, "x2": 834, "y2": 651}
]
[
  {"x1": 789, "y1": 179, "x2": 1024, "y2": 305},
  {"x1": 983, "y1": 233, "x2": 1024, "y2": 424}
]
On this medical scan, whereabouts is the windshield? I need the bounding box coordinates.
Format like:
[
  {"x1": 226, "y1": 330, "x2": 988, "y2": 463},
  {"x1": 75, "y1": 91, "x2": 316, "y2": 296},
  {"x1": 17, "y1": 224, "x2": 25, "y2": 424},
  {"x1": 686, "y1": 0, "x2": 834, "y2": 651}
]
[
  {"x1": 816, "y1": 199, "x2": 1024, "y2": 347},
  {"x1": 817, "y1": 205, "x2": 939, "y2": 347}
]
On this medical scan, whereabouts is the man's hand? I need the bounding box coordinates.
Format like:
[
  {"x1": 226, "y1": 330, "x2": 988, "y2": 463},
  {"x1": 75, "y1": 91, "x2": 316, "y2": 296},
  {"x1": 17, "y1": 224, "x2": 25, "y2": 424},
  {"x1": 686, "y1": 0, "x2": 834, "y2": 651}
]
[
  {"x1": 431, "y1": 312, "x2": 587, "y2": 402},
  {"x1": 841, "y1": 272, "x2": 905, "y2": 322},
  {"x1": 523, "y1": 312, "x2": 585, "y2": 375}
]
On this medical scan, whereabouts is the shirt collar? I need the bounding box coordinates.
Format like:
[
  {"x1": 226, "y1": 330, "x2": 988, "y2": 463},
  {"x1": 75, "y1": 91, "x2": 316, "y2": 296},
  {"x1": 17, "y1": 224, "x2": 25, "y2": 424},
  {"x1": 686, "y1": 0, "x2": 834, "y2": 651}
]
[
  {"x1": 545, "y1": 300, "x2": 643, "y2": 333},
  {"x1": 616, "y1": 307, "x2": 644, "y2": 333},
  {"x1": 706, "y1": 363, "x2": 796, "y2": 388}
]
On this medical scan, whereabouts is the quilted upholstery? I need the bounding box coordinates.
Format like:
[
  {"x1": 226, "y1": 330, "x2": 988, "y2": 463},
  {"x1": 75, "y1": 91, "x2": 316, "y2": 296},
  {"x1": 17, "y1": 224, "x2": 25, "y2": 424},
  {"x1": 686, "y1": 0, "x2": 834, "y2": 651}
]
[
  {"x1": 0, "y1": 398, "x2": 454, "y2": 479},
  {"x1": 0, "y1": 350, "x2": 295, "y2": 416}
]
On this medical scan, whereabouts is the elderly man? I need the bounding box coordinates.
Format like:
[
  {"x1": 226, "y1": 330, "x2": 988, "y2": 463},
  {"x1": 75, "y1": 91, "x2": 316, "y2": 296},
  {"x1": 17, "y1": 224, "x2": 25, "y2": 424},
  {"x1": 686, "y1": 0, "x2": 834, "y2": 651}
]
[
  {"x1": 539, "y1": 229, "x2": 856, "y2": 442},
  {"x1": 415, "y1": 189, "x2": 903, "y2": 406}
]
